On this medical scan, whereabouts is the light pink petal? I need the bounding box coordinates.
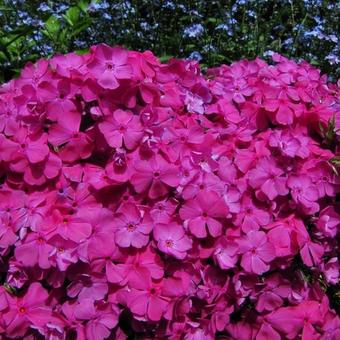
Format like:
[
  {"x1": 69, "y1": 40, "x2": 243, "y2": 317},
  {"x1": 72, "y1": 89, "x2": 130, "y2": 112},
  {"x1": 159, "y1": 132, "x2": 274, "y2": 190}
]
[
  {"x1": 179, "y1": 200, "x2": 201, "y2": 219},
  {"x1": 115, "y1": 229, "x2": 132, "y2": 248},
  {"x1": 131, "y1": 232, "x2": 149, "y2": 248},
  {"x1": 24, "y1": 282, "x2": 49, "y2": 307},
  {"x1": 98, "y1": 71, "x2": 119, "y2": 89},
  {"x1": 129, "y1": 292, "x2": 148, "y2": 316},
  {"x1": 26, "y1": 142, "x2": 49, "y2": 163},
  {"x1": 147, "y1": 296, "x2": 167, "y2": 321},
  {"x1": 99, "y1": 121, "x2": 123, "y2": 148},
  {"x1": 123, "y1": 130, "x2": 143, "y2": 150},
  {"x1": 188, "y1": 218, "x2": 207, "y2": 238},
  {"x1": 74, "y1": 299, "x2": 96, "y2": 320},
  {"x1": 111, "y1": 47, "x2": 128, "y2": 65},
  {"x1": 207, "y1": 218, "x2": 223, "y2": 237},
  {"x1": 130, "y1": 173, "x2": 153, "y2": 193},
  {"x1": 114, "y1": 64, "x2": 133, "y2": 79},
  {"x1": 251, "y1": 255, "x2": 269, "y2": 274}
]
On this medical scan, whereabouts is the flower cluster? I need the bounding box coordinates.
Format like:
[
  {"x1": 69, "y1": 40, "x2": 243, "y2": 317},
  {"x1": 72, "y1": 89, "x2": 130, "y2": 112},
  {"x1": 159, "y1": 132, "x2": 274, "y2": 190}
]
[{"x1": 0, "y1": 45, "x2": 339, "y2": 339}]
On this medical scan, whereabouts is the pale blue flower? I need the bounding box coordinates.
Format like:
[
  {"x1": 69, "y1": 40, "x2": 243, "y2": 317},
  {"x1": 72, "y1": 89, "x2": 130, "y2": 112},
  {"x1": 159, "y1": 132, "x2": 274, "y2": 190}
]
[
  {"x1": 183, "y1": 24, "x2": 204, "y2": 38},
  {"x1": 188, "y1": 51, "x2": 203, "y2": 61}
]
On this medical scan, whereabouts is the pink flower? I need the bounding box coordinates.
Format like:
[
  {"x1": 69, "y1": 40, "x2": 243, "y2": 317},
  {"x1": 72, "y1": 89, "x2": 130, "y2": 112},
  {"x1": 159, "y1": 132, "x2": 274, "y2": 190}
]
[
  {"x1": 234, "y1": 194, "x2": 271, "y2": 232},
  {"x1": 150, "y1": 198, "x2": 177, "y2": 223},
  {"x1": 38, "y1": 78, "x2": 77, "y2": 120},
  {"x1": 256, "y1": 274, "x2": 291, "y2": 312},
  {"x1": 287, "y1": 175, "x2": 319, "y2": 214},
  {"x1": 45, "y1": 210, "x2": 92, "y2": 243},
  {"x1": 179, "y1": 191, "x2": 228, "y2": 238},
  {"x1": 0, "y1": 214, "x2": 18, "y2": 251},
  {"x1": 153, "y1": 222, "x2": 192, "y2": 259},
  {"x1": 48, "y1": 112, "x2": 93, "y2": 162},
  {"x1": 162, "y1": 124, "x2": 205, "y2": 161},
  {"x1": 267, "y1": 223, "x2": 295, "y2": 258},
  {"x1": 267, "y1": 300, "x2": 323, "y2": 339},
  {"x1": 238, "y1": 230, "x2": 275, "y2": 274},
  {"x1": 67, "y1": 270, "x2": 108, "y2": 302},
  {"x1": 99, "y1": 109, "x2": 143, "y2": 150},
  {"x1": 269, "y1": 128, "x2": 310, "y2": 158},
  {"x1": 88, "y1": 44, "x2": 132, "y2": 89},
  {"x1": 299, "y1": 238, "x2": 324, "y2": 267},
  {"x1": 106, "y1": 245, "x2": 163, "y2": 287},
  {"x1": 14, "y1": 232, "x2": 53, "y2": 269},
  {"x1": 118, "y1": 277, "x2": 182, "y2": 322},
  {"x1": 316, "y1": 206, "x2": 340, "y2": 238},
  {"x1": 130, "y1": 154, "x2": 180, "y2": 199},
  {"x1": 248, "y1": 157, "x2": 288, "y2": 200},
  {"x1": 321, "y1": 257, "x2": 339, "y2": 285},
  {"x1": 113, "y1": 203, "x2": 152, "y2": 248},
  {"x1": 214, "y1": 237, "x2": 239, "y2": 270},
  {"x1": 2, "y1": 283, "x2": 52, "y2": 338}
]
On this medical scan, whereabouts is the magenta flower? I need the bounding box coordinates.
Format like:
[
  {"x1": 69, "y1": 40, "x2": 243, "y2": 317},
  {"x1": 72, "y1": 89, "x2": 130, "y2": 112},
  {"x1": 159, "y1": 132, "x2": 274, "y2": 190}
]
[
  {"x1": 106, "y1": 245, "x2": 163, "y2": 287},
  {"x1": 2, "y1": 283, "x2": 52, "y2": 338},
  {"x1": 264, "y1": 97, "x2": 299, "y2": 125},
  {"x1": 299, "y1": 238, "x2": 324, "y2": 267},
  {"x1": 113, "y1": 203, "x2": 152, "y2": 248},
  {"x1": 256, "y1": 274, "x2": 291, "y2": 312},
  {"x1": 316, "y1": 206, "x2": 340, "y2": 238},
  {"x1": 130, "y1": 154, "x2": 180, "y2": 199},
  {"x1": 14, "y1": 232, "x2": 53, "y2": 269},
  {"x1": 162, "y1": 124, "x2": 205, "y2": 161},
  {"x1": 287, "y1": 175, "x2": 319, "y2": 214},
  {"x1": 118, "y1": 277, "x2": 182, "y2": 322},
  {"x1": 234, "y1": 194, "x2": 271, "y2": 232},
  {"x1": 238, "y1": 230, "x2": 275, "y2": 274},
  {"x1": 45, "y1": 210, "x2": 92, "y2": 243},
  {"x1": 0, "y1": 214, "x2": 18, "y2": 251},
  {"x1": 247, "y1": 157, "x2": 288, "y2": 200},
  {"x1": 267, "y1": 301, "x2": 323, "y2": 339},
  {"x1": 38, "y1": 78, "x2": 77, "y2": 120},
  {"x1": 48, "y1": 113, "x2": 93, "y2": 162},
  {"x1": 2, "y1": 128, "x2": 49, "y2": 168},
  {"x1": 179, "y1": 190, "x2": 228, "y2": 238},
  {"x1": 88, "y1": 44, "x2": 132, "y2": 89},
  {"x1": 153, "y1": 222, "x2": 192, "y2": 259},
  {"x1": 214, "y1": 237, "x2": 239, "y2": 270},
  {"x1": 269, "y1": 129, "x2": 310, "y2": 158},
  {"x1": 150, "y1": 198, "x2": 177, "y2": 223},
  {"x1": 98, "y1": 109, "x2": 143, "y2": 150}
]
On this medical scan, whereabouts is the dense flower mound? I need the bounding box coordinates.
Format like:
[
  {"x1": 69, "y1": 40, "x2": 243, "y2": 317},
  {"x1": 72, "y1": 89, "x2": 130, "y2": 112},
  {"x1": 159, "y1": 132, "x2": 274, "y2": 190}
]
[{"x1": 0, "y1": 45, "x2": 339, "y2": 339}]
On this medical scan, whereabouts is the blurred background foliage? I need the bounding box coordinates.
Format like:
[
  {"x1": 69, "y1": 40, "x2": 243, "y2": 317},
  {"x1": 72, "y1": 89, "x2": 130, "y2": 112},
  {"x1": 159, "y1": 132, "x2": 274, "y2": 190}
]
[{"x1": 0, "y1": 0, "x2": 339, "y2": 83}]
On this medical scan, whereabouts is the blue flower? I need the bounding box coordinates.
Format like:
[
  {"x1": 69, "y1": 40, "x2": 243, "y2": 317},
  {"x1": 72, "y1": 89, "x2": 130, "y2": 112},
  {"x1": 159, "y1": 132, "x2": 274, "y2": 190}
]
[
  {"x1": 326, "y1": 54, "x2": 340, "y2": 65},
  {"x1": 188, "y1": 51, "x2": 203, "y2": 61},
  {"x1": 37, "y1": 3, "x2": 51, "y2": 12},
  {"x1": 183, "y1": 24, "x2": 204, "y2": 38}
]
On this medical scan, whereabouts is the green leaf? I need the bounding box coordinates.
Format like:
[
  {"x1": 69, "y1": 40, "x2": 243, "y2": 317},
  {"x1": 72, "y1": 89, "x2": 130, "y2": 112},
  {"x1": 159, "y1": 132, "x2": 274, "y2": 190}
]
[
  {"x1": 207, "y1": 17, "x2": 218, "y2": 24},
  {"x1": 45, "y1": 16, "x2": 61, "y2": 34},
  {"x1": 70, "y1": 18, "x2": 92, "y2": 37},
  {"x1": 330, "y1": 156, "x2": 340, "y2": 166},
  {"x1": 4, "y1": 283, "x2": 19, "y2": 296},
  {"x1": 75, "y1": 48, "x2": 89, "y2": 55},
  {"x1": 63, "y1": 6, "x2": 81, "y2": 26},
  {"x1": 159, "y1": 55, "x2": 172, "y2": 63},
  {"x1": 78, "y1": 0, "x2": 89, "y2": 12}
]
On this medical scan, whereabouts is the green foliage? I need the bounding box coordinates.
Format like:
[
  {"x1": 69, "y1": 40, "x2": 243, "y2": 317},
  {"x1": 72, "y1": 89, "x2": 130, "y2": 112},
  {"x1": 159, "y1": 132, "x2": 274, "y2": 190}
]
[{"x1": 0, "y1": 0, "x2": 94, "y2": 82}]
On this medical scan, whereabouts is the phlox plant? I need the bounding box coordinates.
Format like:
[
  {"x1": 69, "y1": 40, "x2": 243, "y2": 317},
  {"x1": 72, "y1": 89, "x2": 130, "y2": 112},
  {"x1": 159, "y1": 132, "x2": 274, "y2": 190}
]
[{"x1": 0, "y1": 44, "x2": 339, "y2": 339}]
